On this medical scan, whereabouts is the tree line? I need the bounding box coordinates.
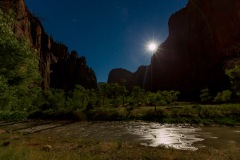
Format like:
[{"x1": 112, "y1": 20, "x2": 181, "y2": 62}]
[{"x1": 32, "y1": 84, "x2": 181, "y2": 113}]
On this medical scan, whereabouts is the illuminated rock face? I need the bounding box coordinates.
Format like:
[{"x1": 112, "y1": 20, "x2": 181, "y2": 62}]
[
  {"x1": 151, "y1": 0, "x2": 240, "y2": 99},
  {"x1": 1, "y1": 0, "x2": 97, "y2": 90}
]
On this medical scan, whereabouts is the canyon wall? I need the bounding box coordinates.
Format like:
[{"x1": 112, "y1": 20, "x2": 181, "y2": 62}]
[
  {"x1": 109, "y1": 0, "x2": 240, "y2": 99},
  {"x1": 108, "y1": 66, "x2": 151, "y2": 90},
  {"x1": 0, "y1": 0, "x2": 97, "y2": 90},
  {"x1": 151, "y1": 0, "x2": 240, "y2": 99}
]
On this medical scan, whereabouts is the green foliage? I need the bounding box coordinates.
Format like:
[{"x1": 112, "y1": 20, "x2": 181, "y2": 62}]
[
  {"x1": 89, "y1": 107, "x2": 126, "y2": 120},
  {"x1": 119, "y1": 84, "x2": 128, "y2": 107},
  {"x1": 66, "y1": 85, "x2": 89, "y2": 110},
  {"x1": 107, "y1": 83, "x2": 122, "y2": 107},
  {"x1": 43, "y1": 89, "x2": 65, "y2": 111},
  {"x1": 0, "y1": 9, "x2": 41, "y2": 112},
  {"x1": 221, "y1": 90, "x2": 232, "y2": 102},
  {"x1": 27, "y1": 83, "x2": 183, "y2": 120},
  {"x1": 88, "y1": 89, "x2": 99, "y2": 108},
  {"x1": 130, "y1": 86, "x2": 145, "y2": 106},
  {"x1": 98, "y1": 83, "x2": 128, "y2": 107},
  {"x1": 0, "y1": 10, "x2": 40, "y2": 84},
  {"x1": 0, "y1": 111, "x2": 28, "y2": 121},
  {"x1": 200, "y1": 88, "x2": 212, "y2": 102},
  {"x1": 145, "y1": 92, "x2": 157, "y2": 106},
  {"x1": 225, "y1": 65, "x2": 240, "y2": 95},
  {"x1": 161, "y1": 90, "x2": 180, "y2": 105},
  {"x1": 0, "y1": 76, "x2": 10, "y2": 110},
  {"x1": 213, "y1": 90, "x2": 232, "y2": 103},
  {"x1": 98, "y1": 83, "x2": 108, "y2": 106},
  {"x1": 145, "y1": 91, "x2": 166, "y2": 106}
]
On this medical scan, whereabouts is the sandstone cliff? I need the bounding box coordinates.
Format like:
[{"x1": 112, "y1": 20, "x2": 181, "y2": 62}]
[
  {"x1": 0, "y1": 0, "x2": 97, "y2": 90},
  {"x1": 108, "y1": 66, "x2": 151, "y2": 91},
  {"x1": 108, "y1": 68, "x2": 133, "y2": 84},
  {"x1": 151, "y1": 0, "x2": 240, "y2": 99},
  {"x1": 108, "y1": 0, "x2": 240, "y2": 99}
]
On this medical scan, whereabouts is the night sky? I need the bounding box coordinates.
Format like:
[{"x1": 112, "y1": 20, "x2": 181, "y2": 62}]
[{"x1": 25, "y1": 0, "x2": 188, "y2": 82}]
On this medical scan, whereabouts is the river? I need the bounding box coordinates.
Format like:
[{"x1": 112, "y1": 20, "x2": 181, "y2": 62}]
[{"x1": 0, "y1": 121, "x2": 239, "y2": 151}]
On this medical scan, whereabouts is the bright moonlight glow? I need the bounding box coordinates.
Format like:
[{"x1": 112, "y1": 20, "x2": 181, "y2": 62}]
[
  {"x1": 148, "y1": 43, "x2": 157, "y2": 51},
  {"x1": 144, "y1": 39, "x2": 160, "y2": 55}
]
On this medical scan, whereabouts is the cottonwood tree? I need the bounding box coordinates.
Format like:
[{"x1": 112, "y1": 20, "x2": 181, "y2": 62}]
[
  {"x1": 200, "y1": 88, "x2": 212, "y2": 103},
  {"x1": 131, "y1": 86, "x2": 145, "y2": 107},
  {"x1": 161, "y1": 90, "x2": 180, "y2": 105},
  {"x1": 225, "y1": 65, "x2": 240, "y2": 96},
  {"x1": 213, "y1": 90, "x2": 232, "y2": 103},
  {"x1": 66, "y1": 85, "x2": 89, "y2": 110},
  {"x1": 99, "y1": 83, "x2": 109, "y2": 106},
  {"x1": 0, "y1": 9, "x2": 41, "y2": 111}
]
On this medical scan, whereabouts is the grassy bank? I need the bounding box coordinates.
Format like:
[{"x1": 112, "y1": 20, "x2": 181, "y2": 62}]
[
  {"x1": 1, "y1": 104, "x2": 240, "y2": 126},
  {"x1": 87, "y1": 104, "x2": 240, "y2": 125},
  {"x1": 0, "y1": 132, "x2": 239, "y2": 160}
]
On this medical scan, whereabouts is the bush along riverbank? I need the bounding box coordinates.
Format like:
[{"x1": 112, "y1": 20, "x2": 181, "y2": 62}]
[{"x1": 22, "y1": 103, "x2": 240, "y2": 126}]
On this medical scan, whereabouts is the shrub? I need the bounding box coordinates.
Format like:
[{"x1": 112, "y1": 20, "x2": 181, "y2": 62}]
[
  {"x1": 213, "y1": 90, "x2": 232, "y2": 103},
  {"x1": 200, "y1": 88, "x2": 212, "y2": 102},
  {"x1": 161, "y1": 90, "x2": 180, "y2": 105},
  {"x1": 0, "y1": 111, "x2": 28, "y2": 121},
  {"x1": 225, "y1": 65, "x2": 240, "y2": 95}
]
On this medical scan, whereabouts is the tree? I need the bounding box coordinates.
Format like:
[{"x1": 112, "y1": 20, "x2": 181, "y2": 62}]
[
  {"x1": 145, "y1": 91, "x2": 161, "y2": 112},
  {"x1": 0, "y1": 9, "x2": 41, "y2": 111},
  {"x1": 225, "y1": 65, "x2": 240, "y2": 96},
  {"x1": 0, "y1": 76, "x2": 10, "y2": 110},
  {"x1": 41, "y1": 89, "x2": 65, "y2": 112},
  {"x1": 213, "y1": 90, "x2": 232, "y2": 103},
  {"x1": 221, "y1": 90, "x2": 232, "y2": 102},
  {"x1": 200, "y1": 88, "x2": 212, "y2": 102},
  {"x1": 146, "y1": 91, "x2": 164, "y2": 106},
  {"x1": 99, "y1": 83, "x2": 109, "y2": 106},
  {"x1": 88, "y1": 89, "x2": 98, "y2": 108},
  {"x1": 131, "y1": 86, "x2": 145, "y2": 107},
  {"x1": 107, "y1": 83, "x2": 122, "y2": 107},
  {"x1": 98, "y1": 83, "x2": 129, "y2": 107},
  {"x1": 66, "y1": 85, "x2": 89, "y2": 110},
  {"x1": 120, "y1": 80, "x2": 128, "y2": 107},
  {"x1": 161, "y1": 90, "x2": 180, "y2": 105}
]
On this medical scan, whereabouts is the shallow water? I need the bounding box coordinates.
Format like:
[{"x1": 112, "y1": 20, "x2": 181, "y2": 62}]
[{"x1": 0, "y1": 121, "x2": 239, "y2": 151}]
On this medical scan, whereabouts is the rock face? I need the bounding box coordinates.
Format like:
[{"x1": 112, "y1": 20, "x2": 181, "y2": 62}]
[
  {"x1": 50, "y1": 51, "x2": 97, "y2": 90},
  {"x1": 108, "y1": 68, "x2": 133, "y2": 84},
  {"x1": 1, "y1": 0, "x2": 97, "y2": 90},
  {"x1": 108, "y1": 0, "x2": 240, "y2": 99},
  {"x1": 107, "y1": 66, "x2": 151, "y2": 90},
  {"x1": 128, "y1": 65, "x2": 151, "y2": 90},
  {"x1": 151, "y1": 0, "x2": 240, "y2": 99}
]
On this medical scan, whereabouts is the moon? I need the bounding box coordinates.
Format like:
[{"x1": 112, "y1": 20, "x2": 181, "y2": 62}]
[{"x1": 147, "y1": 42, "x2": 158, "y2": 53}]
